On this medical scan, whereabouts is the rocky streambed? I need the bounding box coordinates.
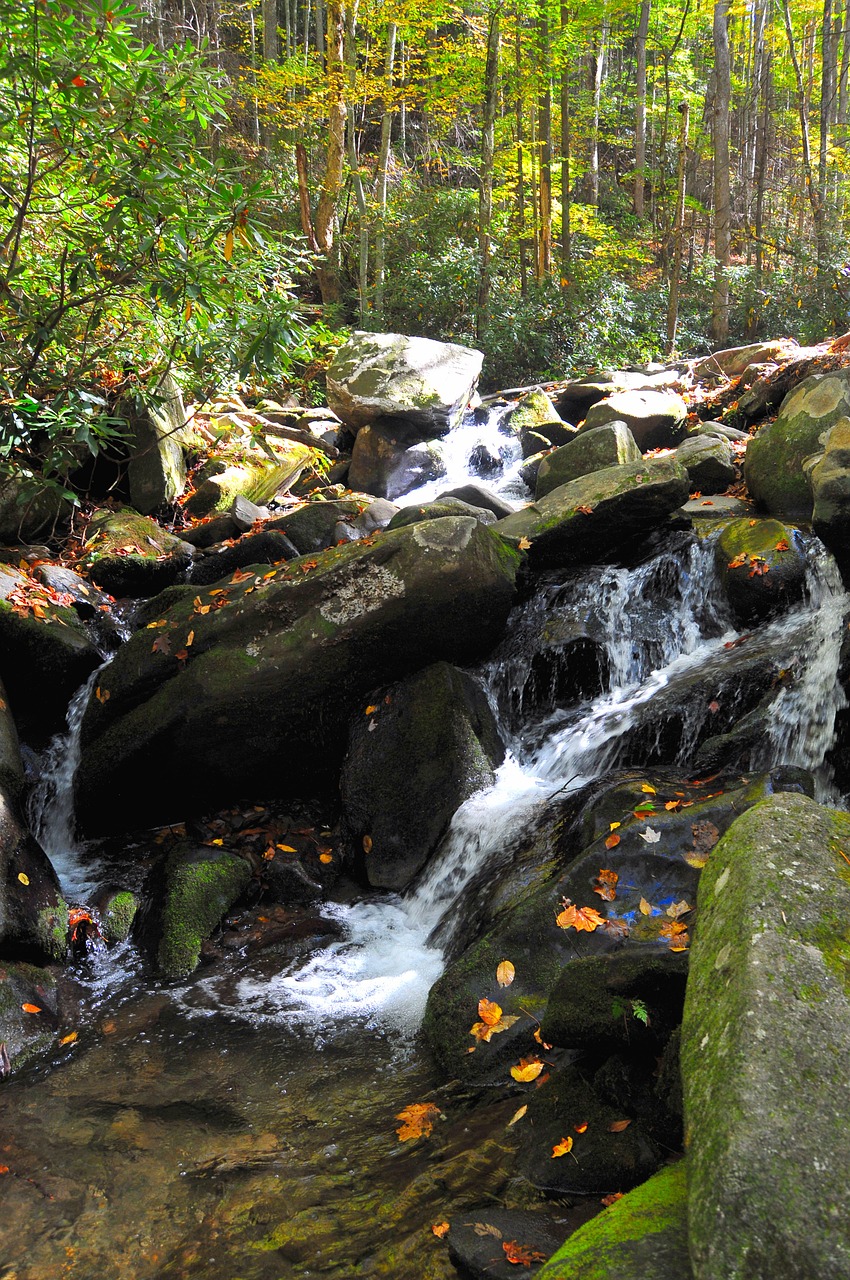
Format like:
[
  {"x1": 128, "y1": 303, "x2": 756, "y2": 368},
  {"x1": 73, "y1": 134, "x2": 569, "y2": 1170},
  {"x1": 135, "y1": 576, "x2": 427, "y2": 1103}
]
[{"x1": 3, "y1": 332, "x2": 850, "y2": 1278}]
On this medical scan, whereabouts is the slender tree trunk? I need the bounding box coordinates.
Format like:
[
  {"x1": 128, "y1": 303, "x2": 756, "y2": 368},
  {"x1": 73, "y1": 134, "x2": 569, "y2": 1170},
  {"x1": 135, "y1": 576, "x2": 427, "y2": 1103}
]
[
  {"x1": 711, "y1": 0, "x2": 731, "y2": 343},
  {"x1": 666, "y1": 101, "x2": 689, "y2": 355},
  {"x1": 262, "y1": 0, "x2": 278, "y2": 61},
  {"x1": 560, "y1": 1, "x2": 571, "y2": 273},
  {"x1": 783, "y1": 0, "x2": 828, "y2": 267},
  {"x1": 374, "y1": 21, "x2": 397, "y2": 325},
  {"x1": 634, "y1": 0, "x2": 650, "y2": 216},
  {"x1": 343, "y1": 1, "x2": 368, "y2": 321},
  {"x1": 315, "y1": 0, "x2": 347, "y2": 304},
  {"x1": 588, "y1": 24, "x2": 606, "y2": 207},
  {"x1": 538, "y1": 6, "x2": 553, "y2": 276},
  {"x1": 476, "y1": 8, "x2": 501, "y2": 341},
  {"x1": 515, "y1": 15, "x2": 529, "y2": 296}
]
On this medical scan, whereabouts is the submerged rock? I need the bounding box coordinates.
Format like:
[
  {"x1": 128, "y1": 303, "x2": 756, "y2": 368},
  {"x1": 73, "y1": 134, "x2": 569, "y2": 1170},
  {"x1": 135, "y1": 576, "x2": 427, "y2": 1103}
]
[
  {"x1": 341, "y1": 662, "x2": 504, "y2": 891},
  {"x1": 74, "y1": 518, "x2": 520, "y2": 834},
  {"x1": 682, "y1": 793, "x2": 850, "y2": 1280}
]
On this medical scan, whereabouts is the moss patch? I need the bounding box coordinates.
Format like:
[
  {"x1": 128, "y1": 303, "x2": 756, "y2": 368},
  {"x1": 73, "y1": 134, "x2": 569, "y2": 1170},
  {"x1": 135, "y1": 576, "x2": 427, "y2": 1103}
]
[{"x1": 156, "y1": 846, "x2": 251, "y2": 979}]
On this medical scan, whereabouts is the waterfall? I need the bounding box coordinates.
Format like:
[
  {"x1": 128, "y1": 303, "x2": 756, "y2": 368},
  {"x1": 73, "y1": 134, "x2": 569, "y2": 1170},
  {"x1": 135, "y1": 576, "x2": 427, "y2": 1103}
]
[{"x1": 395, "y1": 403, "x2": 528, "y2": 508}]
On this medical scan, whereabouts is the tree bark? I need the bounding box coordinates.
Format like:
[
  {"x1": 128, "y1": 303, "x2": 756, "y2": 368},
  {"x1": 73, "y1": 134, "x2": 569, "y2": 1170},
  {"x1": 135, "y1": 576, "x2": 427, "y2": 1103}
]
[
  {"x1": 666, "y1": 101, "x2": 689, "y2": 355},
  {"x1": 560, "y1": 1, "x2": 572, "y2": 273},
  {"x1": 477, "y1": 7, "x2": 501, "y2": 341},
  {"x1": 315, "y1": 0, "x2": 347, "y2": 304},
  {"x1": 537, "y1": 6, "x2": 553, "y2": 276},
  {"x1": 711, "y1": 0, "x2": 731, "y2": 344},
  {"x1": 262, "y1": 0, "x2": 278, "y2": 61},
  {"x1": 634, "y1": 0, "x2": 651, "y2": 216},
  {"x1": 374, "y1": 21, "x2": 397, "y2": 325}
]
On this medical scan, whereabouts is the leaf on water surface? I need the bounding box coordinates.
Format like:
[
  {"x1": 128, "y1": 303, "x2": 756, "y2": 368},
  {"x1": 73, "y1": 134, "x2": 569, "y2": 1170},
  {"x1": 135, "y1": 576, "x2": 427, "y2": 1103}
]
[
  {"x1": 593, "y1": 868, "x2": 618, "y2": 901},
  {"x1": 496, "y1": 959, "x2": 516, "y2": 987},
  {"x1": 639, "y1": 897, "x2": 653, "y2": 915},
  {"x1": 666, "y1": 900, "x2": 691, "y2": 919},
  {"x1": 556, "y1": 901, "x2": 605, "y2": 932},
  {"x1": 432, "y1": 1222, "x2": 450, "y2": 1239},
  {"x1": 59, "y1": 1031, "x2": 78, "y2": 1045},
  {"x1": 395, "y1": 1101, "x2": 441, "y2": 1141},
  {"x1": 507, "y1": 1105, "x2": 528, "y2": 1127}
]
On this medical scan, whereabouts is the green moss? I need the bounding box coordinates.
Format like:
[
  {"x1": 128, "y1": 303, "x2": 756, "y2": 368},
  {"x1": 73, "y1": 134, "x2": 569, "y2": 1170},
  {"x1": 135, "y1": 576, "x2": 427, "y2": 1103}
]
[
  {"x1": 157, "y1": 850, "x2": 251, "y2": 979},
  {"x1": 36, "y1": 897, "x2": 69, "y2": 961},
  {"x1": 536, "y1": 1162, "x2": 689, "y2": 1279},
  {"x1": 102, "y1": 891, "x2": 138, "y2": 943}
]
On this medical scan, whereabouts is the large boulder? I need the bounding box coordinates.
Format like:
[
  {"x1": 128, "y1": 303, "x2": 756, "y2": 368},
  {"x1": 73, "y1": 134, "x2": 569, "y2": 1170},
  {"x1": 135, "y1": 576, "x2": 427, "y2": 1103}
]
[
  {"x1": 674, "y1": 435, "x2": 737, "y2": 494},
  {"x1": 536, "y1": 1162, "x2": 691, "y2": 1280},
  {"x1": 506, "y1": 388, "x2": 574, "y2": 441},
  {"x1": 714, "y1": 517, "x2": 807, "y2": 625},
  {"x1": 74, "y1": 506, "x2": 195, "y2": 598},
  {"x1": 495, "y1": 456, "x2": 690, "y2": 570},
  {"x1": 183, "y1": 447, "x2": 310, "y2": 518},
  {"x1": 692, "y1": 340, "x2": 797, "y2": 382},
  {"x1": 681, "y1": 793, "x2": 850, "y2": 1280},
  {"x1": 0, "y1": 473, "x2": 72, "y2": 544},
  {"x1": 145, "y1": 842, "x2": 251, "y2": 979},
  {"x1": 745, "y1": 370, "x2": 850, "y2": 520},
  {"x1": 581, "y1": 391, "x2": 688, "y2": 449},
  {"x1": 555, "y1": 370, "x2": 684, "y2": 424},
  {"x1": 326, "y1": 331, "x2": 483, "y2": 437},
  {"x1": 811, "y1": 416, "x2": 850, "y2": 579},
  {"x1": 347, "y1": 423, "x2": 446, "y2": 499},
  {"x1": 535, "y1": 422, "x2": 641, "y2": 499},
  {"x1": 123, "y1": 372, "x2": 195, "y2": 515},
  {"x1": 341, "y1": 662, "x2": 504, "y2": 891},
  {"x1": 74, "y1": 518, "x2": 520, "y2": 834}
]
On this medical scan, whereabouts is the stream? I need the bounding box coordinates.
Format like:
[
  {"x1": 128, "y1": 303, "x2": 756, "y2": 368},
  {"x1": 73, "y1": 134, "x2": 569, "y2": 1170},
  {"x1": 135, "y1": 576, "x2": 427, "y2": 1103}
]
[{"x1": 1, "y1": 405, "x2": 848, "y2": 1279}]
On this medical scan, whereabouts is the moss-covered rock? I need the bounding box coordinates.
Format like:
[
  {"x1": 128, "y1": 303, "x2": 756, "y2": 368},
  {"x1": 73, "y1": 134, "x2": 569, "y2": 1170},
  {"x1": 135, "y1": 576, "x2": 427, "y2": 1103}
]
[
  {"x1": 681, "y1": 793, "x2": 850, "y2": 1280},
  {"x1": 0, "y1": 473, "x2": 72, "y2": 544},
  {"x1": 184, "y1": 448, "x2": 310, "y2": 517},
  {"x1": 152, "y1": 843, "x2": 251, "y2": 979},
  {"x1": 122, "y1": 372, "x2": 194, "y2": 516},
  {"x1": 495, "y1": 457, "x2": 690, "y2": 571},
  {"x1": 582, "y1": 391, "x2": 688, "y2": 450},
  {"x1": 74, "y1": 506, "x2": 195, "y2": 598},
  {"x1": 75, "y1": 517, "x2": 520, "y2": 835},
  {"x1": 0, "y1": 960, "x2": 60, "y2": 1072},
  {"x1": 506, "y1": 389, "x2": 573, "y2": 438},
  {"x1": 714, "y1": 517, "x2": 807, "y2": 625},
  {"x1": 98, "y1": 889, "x2": 139, "y2": 943},
  {"x1": 811, "y1": 415, "x2": 850, "y2": 581},
  {"x1": 745, "y1": 370, "x2": 850, "y2": 520},
  {"x1": 386, "y1": 498, "x2": 496, "y2": 530},
  {"x1": 341, "y1": 662, "x2": 504, "y2": 891},
  {"x1": 535, "y1": 1161, "x2": 691, "y2": 1279},
  {"x1": 267, "y1": 498, "x2": 366, "y2": 554},
  {"x1": 535, "y1": 423, "x2": 641, "y2": 499}
]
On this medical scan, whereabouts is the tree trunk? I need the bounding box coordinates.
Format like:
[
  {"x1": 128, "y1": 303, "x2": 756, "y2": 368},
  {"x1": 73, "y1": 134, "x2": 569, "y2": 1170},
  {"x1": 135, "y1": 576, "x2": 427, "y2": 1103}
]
[
  {"x1": 515, "y1": 13, "x2": 529, "y2": 296},
  {"x1": 711, "y1": 0, "x2": 731, "y2": 344},
  {"x1": 588, "y1": 23, "x2": 606, "y2": 207},
  {"x1": 374, "y1": 21, "x2": 398, "y2": 325},
  {"x1": 538, "y1": 7, "x2": 553, "y2": 276},
  {"x1": 315, "y1": 0, "x2": 347, "y2": 304},
  {"x1": 634, "y1": 0, "x2": 651, "y2": 216},
  {"x1": 666, "y1": 101, "x2": 689, "y2": 355},
  {"x1": 476, "y1": 8, "x2": 501, "y2": 341},
  {"x1": 560, "y1": 1, "x2": 572, "y2": 273},
  {"x1": 344, "y1": 2, "x2": 368, "y2": 322},
  {"x1": 262, "y1": 0, "x2": 278, "y2": 61},
  {"x1": 782, "y1": 0, "x2": 828, "y2": 268}
]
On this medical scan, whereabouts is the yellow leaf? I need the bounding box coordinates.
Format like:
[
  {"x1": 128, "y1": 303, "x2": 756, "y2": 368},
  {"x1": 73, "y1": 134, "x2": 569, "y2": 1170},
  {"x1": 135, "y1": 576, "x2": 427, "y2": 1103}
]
[
  {"x1": 396, "y1": 1101, "x2": 441, "y2": 1141},
  {"x1": 364, "y1": 704, "x2": 378, "y2": 715},
  {"x1": 362, "y1": 834, "x2": 373, "y2": 854},
  {"x1": 210, "y1": 837, "x2": 224, "y2": 847},
  {"x1": 639, "y1": 897, "x2": 652, "y2": 915},
  {"x1": 276, "y1": 844, "x2": 297, "y2": 852},
  {"x1": 507, "y1": 1104, "x2": 528, "y2": 1127},
  {"x1": 224, "y1": 229, "x2": 234, "y2": 261},
  {"x1": 59, "y1": 1031, "x2": 78, "y2": 1046},
  {"x1": 552, "y1": 1136, "x2": 573, "y2": 1157},
  {"x1": 186, "y1": 630, "x2": 195, "y2": 646},
  {"x1": 17, "y1": 873, "x2": 29, "y2": 886},
  {"x1": 609, "y1": 821, "x2": 621, "y2": 831},
  {"x1": 510, "y1": 1056, "x2": 544, "y2": 1082},
  {"x1": 641, "y1": 783, "x2": 657, "y2": 794},
  {"x1": 496, "y1": 960, "x2": 515, "y2": 987},
  {"x1": 478, "y1": 998, "x2": 502, "y2": 1026},
  {"x1": 517, "y1": 535, "x2": 532, "y2": 551},
  {"x1": 319, "y1": 852, "x2": 333, "y2": 864},
  {"x1": 432, "y1": 1222, "x2": 450, "y2": 1238},
  {"x1": 469, "y1": 1014, "x2": 520, "y2": 1042},
  {"x1": 684, "y1": 850, "x2": 710, "y2": 869}
]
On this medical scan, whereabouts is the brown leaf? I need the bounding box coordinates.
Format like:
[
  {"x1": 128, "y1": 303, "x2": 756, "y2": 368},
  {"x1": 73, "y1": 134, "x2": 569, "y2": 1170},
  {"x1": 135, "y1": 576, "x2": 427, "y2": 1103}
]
[
  {"x1": 151, "y1": 633, "x2": 171, "y2": 655},
  {"x1": 601, "y1": 1192, "x2": 623, "y2": 1206},
  {"x1": 608, "y1": 1118, "x2": 631, "y2": 1132},
  {"x1": 473, "y1": 1222, "x2": 503, "y2": 1239},
  {"x1": 593, "y1": 868, "x2": 619, "y2": 901},
  {"x1": 496, "y1": 959, "x2": 516, "y2": 987},
  {"x1": 395, "y1": 1101, "x2": 441, "y2": 1141},
  {"x1": 431, "y1": 1222, "x2": 450, "y2": 1239},
  {"x1": 517, "y1": 536, "x2": 532, "y2": 551},
  {"x1": 362, "y1": 834, "x2": 373, "y2": 854},
  {"x1": 503, "y1": 1239, "x2": 546, "y2": 1265},
  {"x1": 574, "y1": 1120, "x2": 589, "y2": 1134},
  {"x1": 576, "y1": 504, "x2": 594, "y2": 515},
  {"x1": 604, "y1": 833, "x2": 620, "y2": 849}
]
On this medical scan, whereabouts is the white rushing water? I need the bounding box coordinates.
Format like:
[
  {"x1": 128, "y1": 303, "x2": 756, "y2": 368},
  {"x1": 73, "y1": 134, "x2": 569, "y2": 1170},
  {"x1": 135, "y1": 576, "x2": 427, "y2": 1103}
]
[
  {"x1": 395, "y1": 403, "x2": 528, "y2": 508},
  {"x1": 178, "y1": 530, "x2": 849, "y2": 1032}
]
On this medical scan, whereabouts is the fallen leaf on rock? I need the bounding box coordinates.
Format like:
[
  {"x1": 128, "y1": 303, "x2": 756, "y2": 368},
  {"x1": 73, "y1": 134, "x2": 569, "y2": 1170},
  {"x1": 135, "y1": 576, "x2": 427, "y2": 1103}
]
[
  {"x1": 556, "y1": 901, "x2": 605, "y2": 932},
  {"x1": 362, "y1": 835, "x2": 373, "y2": 854},
  {"x1": 639, "y1": 897, "x2": 653, "y2": 915},
  {"x1": 517, "y1": 536, "x2": 532, "y2": 551},
  {"x1": 533, "y1": 1027, "x2": 552, "y2": 1048},
  {"x1": 364, "y1": 704, "x2": 378, "y2": 715},
  {"x1": 59, "y1": 1031, "x2": 78, "y2": 1045},
  {"x1": 503, "y1": 1239, "x2": 546, "y2": 1265},
  {"x1": 639, "y1": 827, "x2": 661, "y2": 844},
  {"x1": 497, "y1": 959, "x2": 516, "y2": 987},
  {"x1": 609, "y1": 821, "x2": 621, "y2": 831},
  {"x1": 510, "y1": 1056, "x2": 544, "y2": 1082},
  {"x1": 175, "y1": 648, "x2": 188, "y2": 662},
  {"x1": 469, "y1": 1014, "x2": 519, "y2": 1042},
  {"x1": 152, "y1": 633, "x2": 171, "y2": 655},
  {"x1": 641, "y1": 783, "x2": 656, "y2": 794},
  {"x1": 664, "y1": 799, "x2": 681, "y2": 811},
  {"x1": 593, "y1": 868, "x2": 619, "y2": 900},
  {"x1": 478, "y1": 998, "x2": 503, "y2": 1026},
  {"x1": 604, "y1": 833, "x2": 620, "y2": 849},
  {"x1": 395, "y1": 1101, "x2": 441, "y2": 1141},
  {"x1": 319, "y1": 852, "x2": 333, "y2": 864},
  {"x1": 660, "y1": 920, "x2": 690, "y2": 951},
  {"x1": 473, "y1": 1222, "x2": 502, "y2": 1239},
  {"x1": 16, "y1": 873, "x2": 28, "y2": 886},
  {"x1": 146, "y1": 618, "x2": 167, "y2": 628},
  {"x1": 775, "y1": 538, "x2": 790, "y2": 551},
  {"x1": 276, "y1": 844, "x2": 297, "y2": 853},
  {"x1": 552, "y1": 1136, "x2": 574, "y2": 1157},
  {"x1": 432, "y1": 1222, "x2": 450, "y2": 1239},
  {"x1": 608, "y1": 1119, "x2": 631, "y2": 1132},
  {"x1": 508, "y1": 1104, "x2": 528, "y2": 1126},
  {"x1": 576, "y1": 504, "x2": 594, "y2": 515},
  {"x1": 599, "y1": 917, "x2": 630, "y2": 940},
  {"x1": 94, "y1": 686, "x2": 110, "y2": 704},
  {"x1": 21, "y1": 1003, "x2": 41, "y2": 1014},
  {"x1": 601, "y1": 1192, "x2": 623, "y2": 1206},
  {"x1": 708, "y1": 699, "x2": 720, "y2": 714},
  {"x1": 691, "y1": 820, "x2": 720, "y2": 853},
  {"x1": 574, "y1": 1121, "x2": 588, "y2": 1134},
  {"x1": 666, "y1": 900, "x2": 691, "y2": 919}
]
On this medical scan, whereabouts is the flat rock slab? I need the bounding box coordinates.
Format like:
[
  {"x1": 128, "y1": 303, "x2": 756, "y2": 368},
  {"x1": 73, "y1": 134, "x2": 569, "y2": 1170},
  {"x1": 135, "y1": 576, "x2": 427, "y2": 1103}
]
[
  {"x1": 681, "y1": 793, "x2": 850, "y2": 1280},
  {"x1": 447, "y1": 1208, "x2": 570, "y2": 1278}
]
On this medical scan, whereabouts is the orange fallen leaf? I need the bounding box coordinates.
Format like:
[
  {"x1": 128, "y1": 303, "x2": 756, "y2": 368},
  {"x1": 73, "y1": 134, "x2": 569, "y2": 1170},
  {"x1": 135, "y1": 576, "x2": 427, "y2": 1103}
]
[
  {"x1": 517, "y1": 535, "x2": 532, "y2": 551},
  {"x1": 775, "y1": 538, "x2": 790, "y2": 551},
  {"x1": 533, "y1": 1027, "x2": 552, "y2": 1049},
  {"x1": 432, "y1": 1222, "x2": 450, "y2": 1238},
  {"x1": 21, "y1": 1003, "x2": 41, "y2": 1014},
  {"x1": 576, "y1": 504, "x2": 594, "y2": 514},
  {"x1": 609, "y1": 821, "x2": 621, "y2": 831},
  {"x1": 95, "y1": 686, "x2": 110, "y2": 704},
  {"x1": 101, "y1": 1020, "x2": 117, "y2": 1034},
  {"x1": 478, "y1": 998, "x2": 503, "y2": 1026},
  {"x1": 362, "y1": 835, "x2": 373, "y2": 854},
  {"x1": 503, "y1": 1239, "x2": 546, "y2": 1265},
  {"x1": 604, "y1": 833, "x2": 620, "y2": 849},
  {"x1": 608, "y1": 1118, "x2": 631, "y2": 1132},
  {"x1": 175, "y1": 648, "x2": 188, "y2": 662},
  {"x1": 593, "y1": 868, "x2": 619, "y2": 901},
  {"x1": 0, "y1": 1166, "x2": 8, "y2": 1175},
  {"x1": 552, "y1": 1136, "x2": 574, "y2": 1157},
  {"x1": 186, "y1": 630, "x2": 195, "y2": 646},
  {"x1": 364, "y1": 704, "x2": 378, "y2": 715},
  {"x1": 59, "y1": 1031, "x2": 78, "y2": 1046},
  {"x1": 556, "y1": 902, "x2": 605, "y2": 932},
  {"x1": 395, "y1": 1101, "x2": 441, "y2": 1141},
  {"x1": 319, "y1": 852, "x2": 333, "y2": 864},
  {"x1": 574, "y1": 1121, "x2": 589, "y2": 1134},
  {"x1": 469, "y1": 1014, "x2": 519, "y2": 1042},
  {"x1": 510, "y1": 1056, "x2": 544, "y2": 1083},
  {"x1": 496, "y1": 960, "x2": 516, "y2": 987},
  {"x1": 601, "y1": 1192, "x2": 623, "y2": 1206}
]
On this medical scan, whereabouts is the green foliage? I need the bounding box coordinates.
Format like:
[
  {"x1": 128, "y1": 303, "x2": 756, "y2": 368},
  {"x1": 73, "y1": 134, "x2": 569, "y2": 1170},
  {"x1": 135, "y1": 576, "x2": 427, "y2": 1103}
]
[{"x1": 611, "y1": 996, "x2": 650, "y2": 1027}]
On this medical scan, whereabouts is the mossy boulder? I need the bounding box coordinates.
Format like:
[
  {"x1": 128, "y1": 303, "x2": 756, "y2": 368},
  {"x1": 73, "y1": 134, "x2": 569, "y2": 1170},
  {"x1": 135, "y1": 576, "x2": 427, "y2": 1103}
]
[
  {"x1": 0, "y1": 473, "x2": 72, "y2": 544},
  {"x1": 495, "y1": 457, "x2": 690, "y2": 571},
  {"x1": 535, "y1": 423, "x2": 641, "y2": 499},
  {"x1": 97, "y1": 889, "x2": 139, "y2": 943},
  {"x1": 0, "y1": 960, "x2": 60, "y2": 1072},
  {"x1": 326, "y1": 330, "x2": 483, "y2": 436},
  {"x1": 536, "y1": 1161, "x2": 691, "y2": 1280},
  {"x1": 681, "y1": 793, "x2": 850, "y2": 1280},
  {"x1": 386, "y1": 498, "x2": 496, "y2": 530},
  {"x1": 0, "y1": 793, "x2": 68, "y2": 962},
  {"x1": 74, "y1": 506, "x2": 195, "y2": 598},
  {"x1": 150, "y1": 843, "x2": 251, "y2": 979},
  {"x1": 75, "y1": 517, "x2": 520, "y2": 835},
  {"x1": 184, "y1": 447, "x2": 311, "y2": 517},
  {"x1": 0, "y1": 565, "x2": 101, "y2": 741},
  {"x1": 341, "y1": 662, "x2": 504, "y2": 890},
  {"x1": 714, "y1": 517, "x2": 806, "y2": 625},
  {"x1": 122, "y1": 372, "x2": 194, "y2": 515},
  {"x1": 507, "y1": 388, "x2": 573, "y2": 438},
  {"x1": 186, "y1": 529, "x2": 297, "y2": 586},
  {"x1": 811, "y1": 415, "x2": 850, "y2": 580},
  {"x1": 582, "y1": 391, "x2": 688, "y2": 450},
  {"x1": 744, "y1": 370, "x2": 850, "y2": 520},
  {"x1": 267, "y1": 498, "x2": 366, "y2": 554}
]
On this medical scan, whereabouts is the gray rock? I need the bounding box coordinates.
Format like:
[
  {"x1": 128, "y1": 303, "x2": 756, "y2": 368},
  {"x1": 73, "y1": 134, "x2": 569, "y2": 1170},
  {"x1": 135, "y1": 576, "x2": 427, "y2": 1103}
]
[
  {"x1": 267, "y1": 499, "x2": 364, "y2": 554},
  {"x1": 326, "y1": 330, "x2": 483, "y2": 437},
  {"x1": 536, "y1": 422, "x2": 641, "y2": 499},
  {"x1": 341, "y1": 662, "x2": 504, "y2": 891},
  {"x1": 556, "y1": 369, "x2": 685, "y2": 423},
  {"x1": 811, "y1": 416, "x2": 850, "y2": 579},
  {"x1": 681, "y1": 793, "x2": 850, "y2": 1280},
  {"x1": 714, "y1": 517, "x2": 806, "y2": 625},
  {"x1": 495, "y1": 457, "x2": 690, "y2": 570},
  {"x1": 230, "y1": 495, "x2": 269, "y2": 531},
  {"x1": 436, "y1": 484, "x2": 515, "y2": 518},
  {"x1": 347, "y1": 422, "x2": 447, "y2": 499},
  {"x1": 187, "y1": 530, "x2": 298, "y2": 585},
  {"x1": 520, "y1": 429, "x2": 551, "y2": 457},
  {"x1": 176, "y1": 514, "x2": 240, "y2": 549},
  {"x1": 332, "y1": 497, "x2": 402, "y2": 544},
  {"x1": 745, "y1": 370, "x2": 850, "y2": 520},
  {"x1": 386, "y1": 499, "x2": 496, "y2": 531},
  {"x1": 582, "y1": 390, "x2": 688, "y2": 449},
  {"x1": 688, "y1": 420, "x2": 749, "y2": 442},
  {"x1": 124, "y1": 372, "x2": 193, "y2": 515},
  {"x1": 519, "y1": 451, "x2": 548, "y2": 490},
  {"x1": 681, "y1": 495, "x2": 754, "y2": 520},
  {"x1": 674, "y1": 435, "x2": 737, "y2": 493},
  {"x1": 74, "y1": 518, "x2": 520, "y2": 834},
  {"x1": 692, "y1": 340, "x2": 798, "y2": 381},
  {"x1": 448, "y1": 1208, "x2": 569, "y2": 1280}
]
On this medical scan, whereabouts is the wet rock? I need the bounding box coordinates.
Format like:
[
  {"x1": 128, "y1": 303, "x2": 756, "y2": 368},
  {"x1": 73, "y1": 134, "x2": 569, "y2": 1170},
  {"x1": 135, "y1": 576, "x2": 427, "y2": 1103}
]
[
  {"x1": 74, "y1": 507, "x2": 195, "y2": 599},
  {"x1": 34, "y1": 565, "x2": 114, "y2": 622},
  {"x1": 0, "y1": 563, "x2": 101, "y2": 740},
  {"x1": 469, "y1": 442, "x2": 503, "y2": 478},
  {"x1": 260, "y1": 858, "x2": 323, "y2": 907},
  {"x1": 230, "y1": 494, "x2": 269, "y2": 531},
  {"x1": 122, "y1": 372, "x2": 195, "y2": 516},
  {"x1": 187, "y1": 529, "x2": 298, "y2": 586},
  {"x1": 811, "y1": 416, "x2": 850, "y2": 580},
  {"x1": 745, "y1": 370, "x2": 850, "y2": 520},
  {"x1": 326, "y1": 330, "x2": 483, "y2": 436},
  {"x1": 521, "y1": 429, "x2": 551, "y2": 458},
  {"x1": 341, "y1": 662, "x2": 504, "y2": 891},
  {"x1": 495, "y1": 457, "x2": 690, "y2": 571},
  {"x1": 674, "y1": 435, "x2": 737, "y2": 494},
  {"x1": 94, "y1": 888, "x2": 139, "y2": 943},
  {"x1": 0, "y1": 961, "x2": 61, "y2": 1073},
  {"x1": 184, "y1": 448, "x2": 310, "y2": 518},
  {"x1": 0, "y1": 793, "x2": 68, "y2": 963},
  {"x1": 681, "y1": 495, "x2": 754, "y2": 521},
  {"x1": 715, "y1": 517, "x2": 806, "y2": 625},
  {"x1": 536, "y1": 423, "x2": 641, "y2": 499},
  {"x1": 581, "y1": 391, "x2": 688, "y2": 450},
  {"x1": 688, "y1": 419, "x2": 749, "y2": 443},
  {"x1": 347, "y1": 423, "x2": 446, "y2": 499},
  {"x1": 75, "y1": 518, "x2": 520, "y2": 834},
  {"x1": 447, "y1": 1208, "x2": 569, "y2": 1279},
  {"x1": 386, "y1": 499, "x2": 496, "y2": 531},
  {"x1": 536, "y1": 1161, "x2": 691, "y2": 1280},
  {"x1": 437, "y1": 484, "x2": 516, "y2": 519},
  {"x1": 145, "y1": 842, "x2": 252, "y2": 979},
  {"x1": 519, "y1": 451, "x2": 548, "y2": 491},
  {"x1": 682, "y1": 793, "x2": 850, "y2": 1280}
]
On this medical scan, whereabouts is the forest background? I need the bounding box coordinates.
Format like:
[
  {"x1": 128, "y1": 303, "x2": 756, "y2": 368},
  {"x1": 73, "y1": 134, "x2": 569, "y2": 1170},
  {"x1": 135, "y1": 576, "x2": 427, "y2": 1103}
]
[{"x1": 2, "y1": 0, "x2": 850, "y2": 475}]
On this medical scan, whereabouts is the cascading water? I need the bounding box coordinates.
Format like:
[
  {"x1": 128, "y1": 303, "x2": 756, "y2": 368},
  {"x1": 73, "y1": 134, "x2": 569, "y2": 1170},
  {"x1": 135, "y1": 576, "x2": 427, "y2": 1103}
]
[
  {"x1": 395, "y1": 403, "x2": 528, "y2": 508},
  {"x1": 181, "y1": 528, "x2": 850, "y2": 1031}
]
